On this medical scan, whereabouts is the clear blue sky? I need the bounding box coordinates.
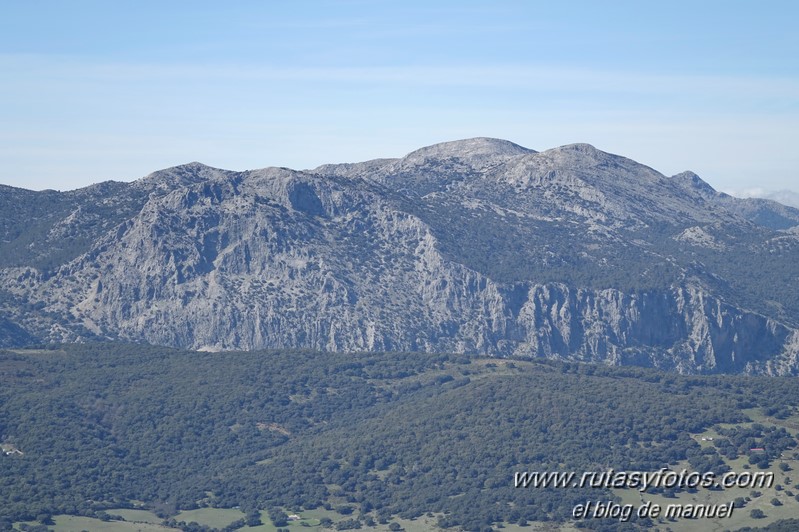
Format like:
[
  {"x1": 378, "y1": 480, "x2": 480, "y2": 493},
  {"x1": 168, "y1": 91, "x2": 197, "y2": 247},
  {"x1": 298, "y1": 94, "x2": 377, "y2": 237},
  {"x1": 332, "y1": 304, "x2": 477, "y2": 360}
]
[{"x1": 1, "y1": 1, "x2": 797, "y2": 194}]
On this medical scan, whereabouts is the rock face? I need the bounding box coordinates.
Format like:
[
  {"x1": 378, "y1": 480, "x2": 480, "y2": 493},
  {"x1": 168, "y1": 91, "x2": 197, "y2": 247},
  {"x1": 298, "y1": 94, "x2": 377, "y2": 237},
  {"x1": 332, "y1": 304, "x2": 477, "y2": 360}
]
[{"x1": 2, "y1": 138, "x2": 799, "y2": 374}]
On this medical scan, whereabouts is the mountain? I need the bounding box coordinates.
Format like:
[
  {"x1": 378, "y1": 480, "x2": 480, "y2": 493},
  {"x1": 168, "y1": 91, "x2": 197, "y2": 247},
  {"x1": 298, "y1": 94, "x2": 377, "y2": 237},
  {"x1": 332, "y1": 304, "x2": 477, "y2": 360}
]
[{"x1": 2, "y1": 138, "x2": 799, "y2": 374}]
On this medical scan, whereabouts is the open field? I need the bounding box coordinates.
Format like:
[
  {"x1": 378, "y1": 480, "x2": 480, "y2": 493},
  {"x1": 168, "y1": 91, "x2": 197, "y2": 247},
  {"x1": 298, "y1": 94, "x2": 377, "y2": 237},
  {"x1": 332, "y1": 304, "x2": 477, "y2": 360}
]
[
  {"x1": 609, "y1": 408, "x2": 799, "y2": 531},
  {"x1": 174, "y1": 508, "x2": 246, "y2": 529},
  {"x1": 106, "y1": 509, "x2": 164, "y2": 525},
  {"x1": 15, "y1": 515, "x2": 178, "y2": 532}
]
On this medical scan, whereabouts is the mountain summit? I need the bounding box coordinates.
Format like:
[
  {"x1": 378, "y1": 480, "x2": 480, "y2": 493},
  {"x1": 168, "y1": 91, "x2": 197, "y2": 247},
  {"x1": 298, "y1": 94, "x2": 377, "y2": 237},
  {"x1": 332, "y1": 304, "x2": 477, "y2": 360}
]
[{"x1": 2, "y1": 139, "x2": 799, "y2": 374}]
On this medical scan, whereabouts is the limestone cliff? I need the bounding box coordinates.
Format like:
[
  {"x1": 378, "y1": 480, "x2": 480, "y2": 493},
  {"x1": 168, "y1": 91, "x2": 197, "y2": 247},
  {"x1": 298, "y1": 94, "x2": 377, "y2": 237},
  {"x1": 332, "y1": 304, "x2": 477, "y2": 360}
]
[{"x1": 1, "y1": 138, "x2": 798, "y2": 374}]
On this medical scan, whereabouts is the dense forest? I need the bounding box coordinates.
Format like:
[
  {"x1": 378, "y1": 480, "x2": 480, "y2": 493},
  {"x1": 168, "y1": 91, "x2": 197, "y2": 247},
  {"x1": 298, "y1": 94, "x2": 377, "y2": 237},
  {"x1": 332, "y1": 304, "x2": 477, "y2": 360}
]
[{"x1": 1, "y1": 343, "x2": 798, "y2": 530}]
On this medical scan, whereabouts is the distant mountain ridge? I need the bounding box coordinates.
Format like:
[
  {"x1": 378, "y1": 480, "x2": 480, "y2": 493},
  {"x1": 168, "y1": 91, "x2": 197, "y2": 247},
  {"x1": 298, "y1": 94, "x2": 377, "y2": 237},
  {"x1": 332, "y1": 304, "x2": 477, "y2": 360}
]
[
  {"x1": 2, "y1": 138, "x2": 799, "y2": 374},
  {"x1": 763, "y1": 189, "x2": 799, "y2": 209}
]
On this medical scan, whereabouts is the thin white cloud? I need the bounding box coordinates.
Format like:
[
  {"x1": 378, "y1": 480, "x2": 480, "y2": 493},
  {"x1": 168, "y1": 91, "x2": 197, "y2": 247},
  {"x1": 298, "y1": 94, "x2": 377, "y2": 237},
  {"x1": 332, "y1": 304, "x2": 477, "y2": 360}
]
[
  {"x1": 3, "y1": 53, "x2": 799, "y2": 100},
  {"x1": 721, "y1": 187, "x2": 767, "y2": 198},
  {"x1": 2, "y1": 52, "x2": 798, "y2": 192}
]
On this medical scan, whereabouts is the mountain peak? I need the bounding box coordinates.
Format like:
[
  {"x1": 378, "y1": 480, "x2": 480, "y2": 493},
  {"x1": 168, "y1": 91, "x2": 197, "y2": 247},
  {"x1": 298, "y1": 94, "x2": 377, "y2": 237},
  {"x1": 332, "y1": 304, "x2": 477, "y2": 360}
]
[
  {"x1": 543, "y1": 143, "x2": 617, "y2": 161},
  {"x1": 402, "y1": 137, "x2": 534, "y2": 165},
  {"x1": 672, "y1": 170, "x2": 718, "y2": 196},
  {"x1": 557, "y1": 142, "x2": 601, "y2": 153},
  {"x1": 134, "y1": 162, "x2": 235, "y2": 192}
]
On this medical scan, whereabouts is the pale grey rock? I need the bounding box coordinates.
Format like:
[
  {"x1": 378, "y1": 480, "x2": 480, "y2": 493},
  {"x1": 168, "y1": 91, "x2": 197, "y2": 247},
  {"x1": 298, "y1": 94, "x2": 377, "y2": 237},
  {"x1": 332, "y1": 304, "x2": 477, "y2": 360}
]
[{"x1": 1, "y1": 138, "x2": 798, "y2": 374}]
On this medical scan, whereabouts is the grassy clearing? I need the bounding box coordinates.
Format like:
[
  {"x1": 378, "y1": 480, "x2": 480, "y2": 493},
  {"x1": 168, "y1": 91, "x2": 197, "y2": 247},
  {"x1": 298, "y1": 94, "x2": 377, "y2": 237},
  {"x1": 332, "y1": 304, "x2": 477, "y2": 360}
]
[
  {"x1": 106, "y1": 509, "x2": 164, "y2": 524},
  {"x1": 236, "y1": 508, "x2": 344, "y2": 531},
  {"x1": 386, "y1": 515, "x2": 441, "y2": 532},
  {"x1": 37, "y1": 515, "x2": 177, "y2": 532},
  {"x1": 607, "y1": 410, "x2": 799, "y2": 531},
  {"x1": 174, "y1": 508, "x2": 246, "y2": 528},
  {"x1": 7, "y1": 348, "x2": 68, "y2": 357},
  {"x1": 239, "y1": 510, "x2": 276, "y2": 532}
]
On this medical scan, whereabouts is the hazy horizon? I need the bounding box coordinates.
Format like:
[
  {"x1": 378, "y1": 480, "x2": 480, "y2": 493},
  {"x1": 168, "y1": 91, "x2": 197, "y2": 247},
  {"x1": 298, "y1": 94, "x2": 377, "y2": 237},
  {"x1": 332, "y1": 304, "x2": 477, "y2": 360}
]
[
  {"x1": 2, "y1": 1, "x2": 797, "y2": 194},
  {"x1": 2, "y1": 138, "x2": 799, "y2": 209}
]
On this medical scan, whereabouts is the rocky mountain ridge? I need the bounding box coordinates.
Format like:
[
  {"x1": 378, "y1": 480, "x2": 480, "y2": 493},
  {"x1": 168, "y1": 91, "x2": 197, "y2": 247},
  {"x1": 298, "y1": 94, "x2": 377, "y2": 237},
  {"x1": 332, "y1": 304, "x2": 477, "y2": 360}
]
[{"x1": 2, "y1": 138, "x2": 799, "y2": 374}]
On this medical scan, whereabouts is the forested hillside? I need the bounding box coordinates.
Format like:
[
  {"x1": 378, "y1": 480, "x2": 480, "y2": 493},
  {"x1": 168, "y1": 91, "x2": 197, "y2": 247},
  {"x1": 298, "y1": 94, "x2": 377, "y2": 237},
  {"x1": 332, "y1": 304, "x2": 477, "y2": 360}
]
[{"x1": 2, "y1": 344, "x2": 799, "y2": 530}]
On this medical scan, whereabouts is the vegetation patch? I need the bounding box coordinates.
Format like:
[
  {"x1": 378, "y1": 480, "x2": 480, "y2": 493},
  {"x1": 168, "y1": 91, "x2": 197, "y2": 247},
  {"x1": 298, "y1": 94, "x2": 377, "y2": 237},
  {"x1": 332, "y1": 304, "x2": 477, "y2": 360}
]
[{"x1": 2, "y1": 343, "x2": 799, "y2": 530}]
